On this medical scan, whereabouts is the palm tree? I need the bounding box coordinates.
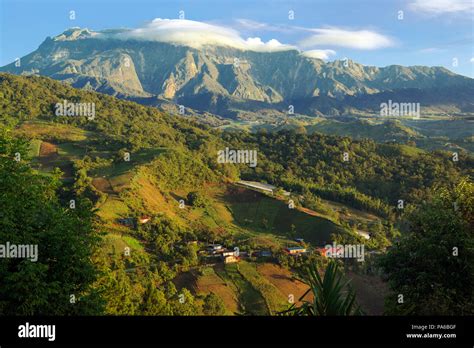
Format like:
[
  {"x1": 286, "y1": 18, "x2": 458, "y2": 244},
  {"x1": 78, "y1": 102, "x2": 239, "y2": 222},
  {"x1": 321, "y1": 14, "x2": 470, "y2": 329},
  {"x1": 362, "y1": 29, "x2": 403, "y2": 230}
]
[{"x1": 281, "y1": 260, "x2": 363, "y2": 316}]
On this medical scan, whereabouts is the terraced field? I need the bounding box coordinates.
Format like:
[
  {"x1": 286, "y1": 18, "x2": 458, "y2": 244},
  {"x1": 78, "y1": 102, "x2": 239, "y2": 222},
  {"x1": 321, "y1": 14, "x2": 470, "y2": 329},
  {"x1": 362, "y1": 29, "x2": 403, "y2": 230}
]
[{"x1": 172, "y1": 262, "x2": 315, "y2": 316}]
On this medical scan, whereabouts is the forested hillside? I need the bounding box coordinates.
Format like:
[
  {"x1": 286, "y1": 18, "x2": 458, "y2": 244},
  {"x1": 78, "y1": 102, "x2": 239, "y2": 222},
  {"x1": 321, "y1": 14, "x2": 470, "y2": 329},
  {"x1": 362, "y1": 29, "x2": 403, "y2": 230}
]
[
  {"x1": 2, "y1": 73, "x2": 471, "y2": 210},
  {"x1": 0, "y1": 72, "x2": 472, "y2": 315}
]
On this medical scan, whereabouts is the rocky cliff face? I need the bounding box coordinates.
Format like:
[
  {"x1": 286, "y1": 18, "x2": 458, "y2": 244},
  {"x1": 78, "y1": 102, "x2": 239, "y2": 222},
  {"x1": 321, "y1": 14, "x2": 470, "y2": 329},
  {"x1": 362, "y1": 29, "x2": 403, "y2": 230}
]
[{"x1": 2, "y1": 27, "x2": 473, "y2": 118}]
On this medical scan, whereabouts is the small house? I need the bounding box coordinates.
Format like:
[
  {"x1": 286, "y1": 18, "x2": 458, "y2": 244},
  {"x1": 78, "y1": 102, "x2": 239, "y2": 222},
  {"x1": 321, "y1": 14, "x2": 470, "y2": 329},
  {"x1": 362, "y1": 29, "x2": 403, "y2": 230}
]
[
  {"x1": 252, "y1": 250, "x2": 272, "y2": 258},
  {"x1": 138, "y1": 216, "x2": 151, "y2": 224},
  {"x1": 285, "y1": 246, "x2": 307, "y2": 255},
  {"x1": 356, "y1": 231, "x2": 371, "y2": 240},
  {"x1": 237, "y1": 180, "x2": 276, "y2": 194},
  {"x1": 117, "y1": 218, "x2": 134, "y2": 227},
  {"x1": 222, "y1": 250, "x2": 236, "y2": 257},
  {"x1": 207, "y1": 244, "x2": 223, "y2": 254},
  {"x1": 223, "y1": 255, "x2": 239, "y2": 264},
  {"x1": 317, "y1": 246, "x2": 343, "y2": 258}
]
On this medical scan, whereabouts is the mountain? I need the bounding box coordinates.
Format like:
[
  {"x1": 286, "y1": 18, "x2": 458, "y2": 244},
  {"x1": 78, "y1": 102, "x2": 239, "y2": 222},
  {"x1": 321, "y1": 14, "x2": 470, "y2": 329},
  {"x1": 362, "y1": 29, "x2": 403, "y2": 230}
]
[{"x1": 2, "y1": 27, "x2": 474, "y2": 119}]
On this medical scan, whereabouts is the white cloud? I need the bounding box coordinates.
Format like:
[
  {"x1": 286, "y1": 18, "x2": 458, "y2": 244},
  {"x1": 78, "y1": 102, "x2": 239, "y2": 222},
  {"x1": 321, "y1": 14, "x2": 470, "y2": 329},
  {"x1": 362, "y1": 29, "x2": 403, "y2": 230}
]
[
  {"x1": 107, "y1": 18, "x2": 295, "y2": 52},
  {"x1": 299, "y1": 28, "x2": 394, "y2": 50},
  {"x1": 243, "y1": 37, "x2": 291, "y2": 51},
  {"x1": 409, "y1": 0, "x2": 474, "y2": 14},
  {"x1": 470, "y1": 57, "x2": 474, "y2": 63},
  {"x1": 418, "y1": 47, "x2": 444, "y2": 53},
  {"x1": 93, "y1": 19, "x2": 396, "y2": 57},
  {"x1": 301, "y1": 49, "x2": 336, "y2": 60},
  {"x1": 235, "y1": 19, "x2": 270, "y2": 30},
  {"x1": 234, "y1": 19, "x2": 291, "y2": 33}
]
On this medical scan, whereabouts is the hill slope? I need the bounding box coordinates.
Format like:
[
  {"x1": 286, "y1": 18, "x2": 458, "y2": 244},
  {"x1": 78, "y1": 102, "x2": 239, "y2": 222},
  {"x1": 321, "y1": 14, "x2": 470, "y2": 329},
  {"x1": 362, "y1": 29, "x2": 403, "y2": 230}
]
[{"x1": 1, "y1": 72, "x2": 472, "y2": 315}]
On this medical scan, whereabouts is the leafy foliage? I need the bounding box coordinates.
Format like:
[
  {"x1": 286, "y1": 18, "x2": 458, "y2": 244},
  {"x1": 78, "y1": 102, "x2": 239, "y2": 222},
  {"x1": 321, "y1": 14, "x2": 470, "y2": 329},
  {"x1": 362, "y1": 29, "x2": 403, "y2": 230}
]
[
  {"x1": 0, "y1": 128, "x2": 103, "y2": 315},
  {"x1": 380, "y1": 179, "x2": 474, "y2": 315},
  {"x1": 203, "y1": 293, "x2": 226, "y2": 315},
  {"x1": 187, "y1": 191, "x2": 209, "y2": 208},
  {"x1": 282, "y1": 260, "x2": 362, "y2": 316}
]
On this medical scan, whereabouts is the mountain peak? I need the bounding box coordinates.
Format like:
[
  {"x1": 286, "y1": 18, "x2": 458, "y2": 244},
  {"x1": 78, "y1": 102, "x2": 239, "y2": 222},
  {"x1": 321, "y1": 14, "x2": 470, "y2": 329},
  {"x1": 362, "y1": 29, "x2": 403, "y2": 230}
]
[
  {"x1": 53, "y1": 27, "x2": 96, "y2": 41},
  {"x1": 1, "y1": 30, "x2": 472, "y2": 120}
]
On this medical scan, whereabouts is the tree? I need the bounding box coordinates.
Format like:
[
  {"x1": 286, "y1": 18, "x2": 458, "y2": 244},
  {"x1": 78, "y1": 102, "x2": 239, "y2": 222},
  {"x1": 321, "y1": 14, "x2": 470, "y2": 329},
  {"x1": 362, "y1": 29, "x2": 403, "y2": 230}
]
[
  {"x1": 0, "y1": 129, "x2": 103, "y2": 315},
  {"x1": 186, "y1": 191, "x2": 208, "y2": 208},
  {"x1": 182, "y1": 243, "x2": 199, "y2": 267},
  {"x1": 140, "y1": 282, "x2": 172, "y2": 315},
  {"x1": 203, "y1": 293, "x2": 226, "y2": 315},
  {"x1": 281, "y1": 260, "x2": 362, "y2": 316},
  {"x1": 99, "y1": 268, "x2": 137, "y2": 315},
  {"x1": 288, "y1": 224, "x2": 297, "y2": 239},
  {"x1": 380, "y1": 179, "x2": 474, "y2": 315},
  {"x1": 171, "y1": 288, "x2": 200, "y2": 315}
]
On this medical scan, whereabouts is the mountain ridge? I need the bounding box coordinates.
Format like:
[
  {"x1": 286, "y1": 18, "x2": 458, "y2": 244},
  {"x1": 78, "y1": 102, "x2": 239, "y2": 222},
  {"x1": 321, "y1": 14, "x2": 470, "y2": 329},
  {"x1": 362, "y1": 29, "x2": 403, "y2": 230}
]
[{"x1": 2, "y1": 27, "x2": 473, "y2": 119}]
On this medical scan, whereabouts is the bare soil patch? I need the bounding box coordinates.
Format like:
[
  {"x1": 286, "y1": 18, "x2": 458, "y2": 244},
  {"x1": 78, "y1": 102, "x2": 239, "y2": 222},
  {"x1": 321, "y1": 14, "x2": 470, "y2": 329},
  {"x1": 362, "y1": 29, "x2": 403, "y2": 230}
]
[
  {"x1": 196, "y1": 267, "x2": 239, "y2": 314},
  {"x1": 92, "y1": 177, "x2": 114, "y2": 194},
  {"x1": 257, "y1": 263, "x2": 313, "y2": 305},
  {"x1": 39, "y1": 141, "x2": 58, "y2": 158},
  {"x1": 225, "y1": 185, "x2": 264, "y2": 203}
]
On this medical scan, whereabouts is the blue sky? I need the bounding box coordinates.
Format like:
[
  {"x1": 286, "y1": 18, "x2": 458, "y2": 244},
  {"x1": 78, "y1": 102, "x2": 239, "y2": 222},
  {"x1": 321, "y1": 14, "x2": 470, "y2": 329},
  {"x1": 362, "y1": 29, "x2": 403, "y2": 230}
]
[{"x1": 1, "y1": 0, "x2": 473, "y2": 77}]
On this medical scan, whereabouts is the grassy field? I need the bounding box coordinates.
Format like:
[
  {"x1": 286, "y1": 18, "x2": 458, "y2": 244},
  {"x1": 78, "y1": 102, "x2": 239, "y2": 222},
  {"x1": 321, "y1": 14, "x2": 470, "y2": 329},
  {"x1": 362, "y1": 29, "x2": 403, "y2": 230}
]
[
  {"x1": 319, "y1": 198, "x2": 379, "y2": 223},
  {"x1": 57, "y1": 142, "x2": 87, "y2": 158},
  {"x1": 15, "y1": 120, "x2": 91, "y2": 142},
  {"x1": 90, "y1": 148, "x2": 167, "y2": 178},
  {"x1": 102, "y1": 233, "x2": 145, "y2": 256},
  {"x1": 97, "y1": 195, "x2": 130, "y2": 222},
  {"x1": 122, "y1": 235, "x2": 145, "y2": 252},
  {"x1": 256, "y1": 263, "x2": 311, "y2": 305},
  {"x1": 307, "y1": 118, "x2": 420, "y2": 142},
  {"x1": 28, "y1": 139, "x2": 42, "y2": 157},
  {"x1": 226, "y1": 190, "x2": 345, "y2": 246},
  {"x1": 397, "y1": 144, "x2": 426, "y2": 156}
]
